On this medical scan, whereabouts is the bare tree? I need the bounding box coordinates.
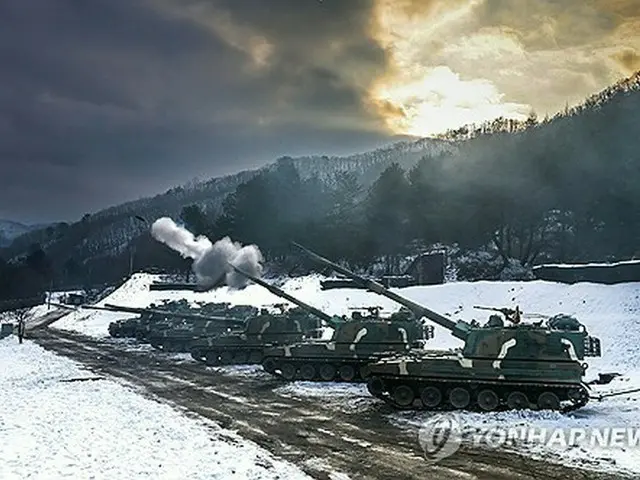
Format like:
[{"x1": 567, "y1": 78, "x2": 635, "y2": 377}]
[{"x1": 4, "y1": 308, "x2": 33, "y2": 343}]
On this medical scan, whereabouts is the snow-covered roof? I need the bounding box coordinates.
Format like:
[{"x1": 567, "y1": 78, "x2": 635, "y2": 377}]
[{"x1": 534, "y1": 259, "x2": 640, "y2": 269}]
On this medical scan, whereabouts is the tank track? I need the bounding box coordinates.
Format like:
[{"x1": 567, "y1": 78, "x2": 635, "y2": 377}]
[
  {"x1": 149, "y1": 341, "x2": 195, "y2": 353},
  {"x1": 366, "y1": 375, "x2": 591, "y2": 412},
  {"x1": 261, "y1": 356, "x2": 385, "y2": 382},
  {"x1": 190, "y1": 347, "x2": 264, "y2": 366},
  {"x1": 147, "y1": 335, "x2": 213, "y2": 353}
]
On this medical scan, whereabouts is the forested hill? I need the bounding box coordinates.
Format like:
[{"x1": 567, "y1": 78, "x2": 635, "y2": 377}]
[
  {"x1": 281, "y1": 137, "x2": 454, "y2": 185},
  {"x1": 1, "y1": 70, "x2": 639, "y2": 294},
  {"x1": 425, "y1": 70, "x2": 640, "y2": 268},
  {"x1": 437, "y1": 70, "x2": 640, "y2": 141},
  {"x1": 0, "y1": 220, "x2": 42, "y2": 247},
  {"x1": 0, "y1": 137, "x2": 453, "y2": 280}
]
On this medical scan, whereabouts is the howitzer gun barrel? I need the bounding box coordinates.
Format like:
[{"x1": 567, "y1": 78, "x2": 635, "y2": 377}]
[
  {"x1": 474, "y1": 305, "x2": 514, "y2": 313},
  {"x1": 292, "y1": 242, "x2": 467, "y2": 339},
  {"x1": 475, "y1": 305, "x2": 498, "y2": 311},
  {"x1": 229, "y1": 264, "x2": 335, "y2": 324},
  {"x1": 149, "y1": 282, "x2": 210, "y2": 292},
  {"x1": 80, "y1": 304, "x2": 122, "y2": 313}
]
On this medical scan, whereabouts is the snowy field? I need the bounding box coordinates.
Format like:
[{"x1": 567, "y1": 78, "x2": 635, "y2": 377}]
[
  {"x1": 48, "y1": 274, "x2": 640, "y2": 474},
  {"x1": 0, "y1": 338, "x2": 310, "y2": 480}
]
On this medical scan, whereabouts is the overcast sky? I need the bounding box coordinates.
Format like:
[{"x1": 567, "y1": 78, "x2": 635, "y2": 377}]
[{"x1": 1, "y1": 0, "x2": 637, "y2": 224}]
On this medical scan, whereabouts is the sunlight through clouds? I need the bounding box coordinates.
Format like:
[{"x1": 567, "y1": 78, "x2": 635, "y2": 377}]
[
  {"x1": 368, "y1": 0, "x2": 640, "y2": 136},
  {"x1": 370, "y1": 0, "x2": 528, "y2": 135},
  {"x1": 373, "y1": 66, "x2": 529, "y2": 135}
]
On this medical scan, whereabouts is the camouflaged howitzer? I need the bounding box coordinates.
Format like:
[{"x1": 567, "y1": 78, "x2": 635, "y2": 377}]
[
  {"x1": 184, "y1": 264, "x2": 333, "y2": 366},
  {"x1": 137, "y1": 308, "x2": 252, "y2": 348},
  {"x1": 99, "y1": 302, "x2": 236, "y2": 339},
  {"x1": 137, "y1": 303, "x2": 255, "y2": 351},
  {"x1": 146, "y1": 318, "x2": 241, "y2": 353},
  {"x1": 143, "y1": 304, "x2": 256, "y2": 353},
  {"x1": 188, "y1": 303, "x2": 322, "y2": 367},
  {"x1": 232, "y1": 265, "x2": 434, "y2": 382},
  {"x1": 292, "y1": 242, "x2": 602, "y2": 412},
  {"x1": 82, "y1": 302, "x2": 248, "y2": 343}
]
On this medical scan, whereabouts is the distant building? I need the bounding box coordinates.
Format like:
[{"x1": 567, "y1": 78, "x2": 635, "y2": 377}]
[
  {"x1": 65, "y1": 293, "x2": 86, "y2": 305},
  {"x1": 321, "y1": 252, "x2": 446, "y2": 290}
]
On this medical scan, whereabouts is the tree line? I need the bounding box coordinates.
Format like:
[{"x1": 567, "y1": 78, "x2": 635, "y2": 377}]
[
  {"x1": 1, "y1": 78, "x2": 639, "y2": 298},
  {"x1": 188, "y1": 84, "x2": 640, "y2": 277}
]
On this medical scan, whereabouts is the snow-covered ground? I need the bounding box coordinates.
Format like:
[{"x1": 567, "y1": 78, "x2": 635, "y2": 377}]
[
  {"x1": 0, "y1": 337, "x2": 310, "y2": 480},
  {"x1": 50, "y1": 273, "x2": 640, "y2": 474},
  {"x1": 0, "y1": 290, "x2": 82, "y2": 328}
]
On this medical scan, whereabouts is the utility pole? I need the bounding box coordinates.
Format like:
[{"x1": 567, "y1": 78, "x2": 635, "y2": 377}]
[
  {"x1": 47, "y1": 279, "x2": 53, "y2": 310},
  {"x1": 129, "y1": 245, "x2": 136, "y2": 277},
  {"x1": 129, "y1": 215, "x2": 149, "y2": 278}
]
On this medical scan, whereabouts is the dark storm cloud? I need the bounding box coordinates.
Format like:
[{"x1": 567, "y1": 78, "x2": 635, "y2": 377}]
[{"x1": 0, "y1": 0, "x2": 393, "y2": 223}]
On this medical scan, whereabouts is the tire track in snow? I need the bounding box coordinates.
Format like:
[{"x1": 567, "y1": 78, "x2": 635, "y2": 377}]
[{"x1": 31, "y1": 329, "x2": 633, "y2": 480}]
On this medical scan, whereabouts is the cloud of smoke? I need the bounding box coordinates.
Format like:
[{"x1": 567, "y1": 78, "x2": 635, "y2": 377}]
[{"x1": 150, "y1": 217, "x2": 263, "y2": 289}]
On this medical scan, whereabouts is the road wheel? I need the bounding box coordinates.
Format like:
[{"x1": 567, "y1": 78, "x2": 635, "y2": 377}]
[
  {"x1": 280, "y1": 363, "x2": 297, "y2": 380},
  {"x1": 367, "y1": 377, "x2": 385, "y2": 397},
  {"x1": 537, "y1": 392, "x2": 560, "y2": 410},
  {"x1": 393, "y1": 385, "x2": 415, "y2": 407},
  {"x1": 233, "y1": 351, "x2": 248, "y2": 364},
  {"x1": 506, "y1": 391, "x2": 529, "y2": 410},
  {"x1": 262, "y1": 358, "x2": 277, "y2": 374},
  {"x1": 205, "y1": 352, "x2": 220, "y2": 366},
  {"x1": 338, "y1": 365, "x2": 356, "y2": 382},
  {"x1": 420, "y1": 386, "x2": 442, "y2": 408},
  {"x1": 477, "y1": 389, "x2": 500, "y2": 411},
  {"x1": 300, "y1": 364, "x2": 316, "y2": 381},
  {"x1": 359, "y1": 364, "x2": 371, "y2": 379},
  {"x1": 249, "y1": 351, "x2": 263, "y2": 364},
  {"x1": 319, "y1": 364, "x2": 336, "y2": 381},
  {"x1": 449, "y1": 387, "x2": 471, "y2": 409},
  {"x1": 220, "y1": 351, "x2": 234, "y2": 364}
]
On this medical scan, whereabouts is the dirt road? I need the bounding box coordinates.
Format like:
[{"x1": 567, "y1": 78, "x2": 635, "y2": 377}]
[{"x1": 30, "y1": 328, "x2": 632, "y2": 480}]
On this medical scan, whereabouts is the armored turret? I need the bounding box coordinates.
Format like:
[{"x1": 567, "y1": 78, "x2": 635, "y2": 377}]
[{"x1": 293, "y1": 243, "x2": 602, "y2": 411}]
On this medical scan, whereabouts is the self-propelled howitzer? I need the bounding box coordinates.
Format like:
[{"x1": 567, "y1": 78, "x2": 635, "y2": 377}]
[
  {"x1": 233, "y1": 265, "x2": 434, "y2": 382},
  {"x1": 293, "y1": 243, "x2": 602, "y2": 411},
  {"x1": 188, "y1": 306, "x2": 323, "y2": 366},
  {"x1": 185, "y1": 268, "x2": 323, "y2": 366},
  {"x1": 81, "y1": 303, "x2": 245, "y2": 325},
  {"x1": 81, "y1": 303, "x2": 246, "y2": 340}
]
